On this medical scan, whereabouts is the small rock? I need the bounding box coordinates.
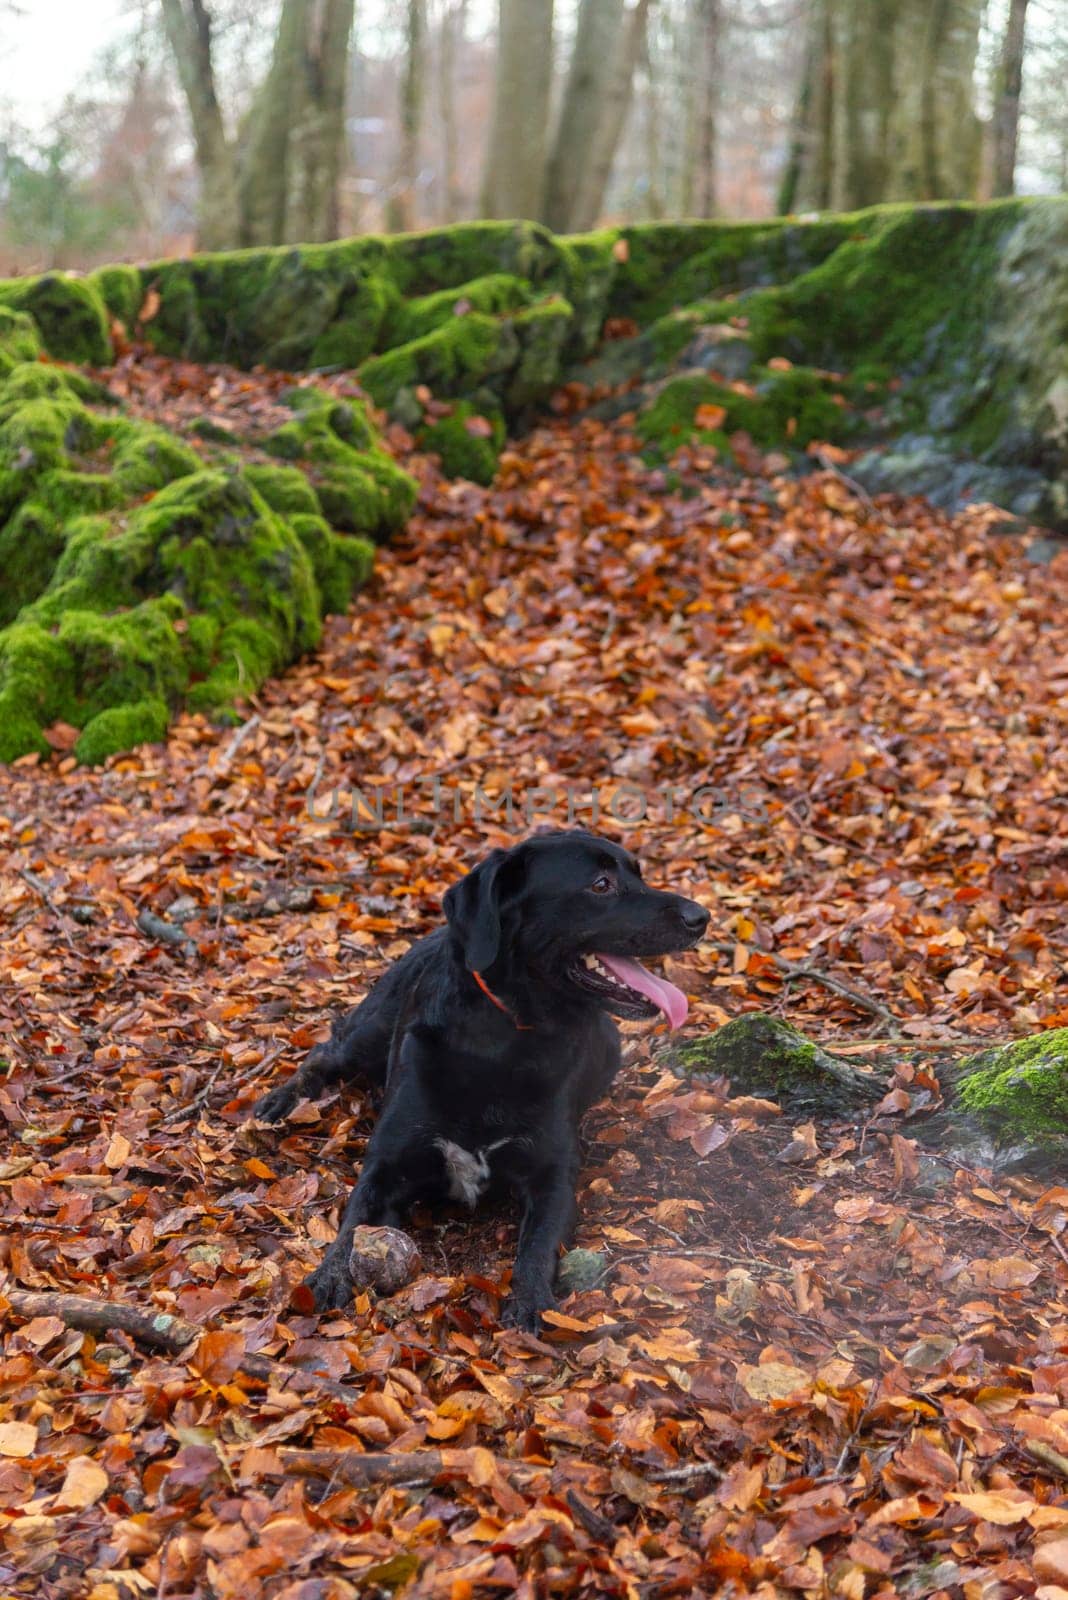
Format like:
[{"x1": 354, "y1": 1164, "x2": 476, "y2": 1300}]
[
  {"x1": 348, "y1": 1226, "x2": 422, "y2": 1294},
  {"x1": 558, "y1": 1249, "x2": 608, "y2": 1294}
]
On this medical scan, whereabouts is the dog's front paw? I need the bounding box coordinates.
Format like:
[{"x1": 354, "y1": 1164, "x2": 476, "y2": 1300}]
[
  {"x1": 501, "y1": 1288, "x2": 555, "y2": 1334},
  {"x1": 253, "y1": 1079, "x2": 302, "y2": 1123},
  {"x1": 306, "y1": 1253, "x2": 355, "y2": 1311}
]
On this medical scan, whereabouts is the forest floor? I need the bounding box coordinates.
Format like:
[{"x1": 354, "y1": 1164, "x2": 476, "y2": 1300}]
[{"x1": 2, "y1": 356, "x2": 1068, "y2": 1598}]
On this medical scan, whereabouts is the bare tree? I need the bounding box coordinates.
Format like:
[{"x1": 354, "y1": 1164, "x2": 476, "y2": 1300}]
[
  {"x1": 387, "y1": 0, "x2": 427, "y2": 231},
  {"x1": 544, "y1": 0, "x2": 626, "y2": 232},
  {"x1": 991, "y1": 0, "x2": 1030, "y2": 196},
  {"x1": 161, "y1": 0, "x2": 356, "y2": 249},
  {"x1": 481, "y1": 0, "x2": 555, "y2": 218},
  {"x1": 437, "y1": 0, "x2": 469, "y2": 220},
  {"x1": 571, "y1": 0, "x2": 652, "y2": 227},
  {"x1": 784, "y1": 0, "x2": 983, "y2": 212}
]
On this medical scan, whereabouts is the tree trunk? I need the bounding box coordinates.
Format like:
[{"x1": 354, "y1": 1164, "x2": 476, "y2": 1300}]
[
  {"x1": 284, "y1": 0, "x2": 356, "y2": 243},
  {"x1": 160, "y1": 0, "x2": 239, "y2": 249},
  {"x1": 543, "y1": 0, "x2": 625, "y2": 232},
  {"x1": 162, "y1": 0, "x2": 355, "y2": 250},
  {"x1": 690, "y1": 0, "x2": 721, "y2": 216},
  {"x1": 991, "y1": 0, "x2": 1030, "y2": 196},
  {"x1": 571, "y1": 0, "x2": 651, "y2": 229},
  {"x1": 438, "y1": 0, "x2": 469, "y2": 220},
  {"x1": 784, "y1": 0, "x2": 982, "y2": 212},
  {"x1": 387, "y1": 0, "x2": 426, "y2": 232},
  {"x1": 238, "y1": 0, "x2": 307, "y2": 247},
  {"x1": 481, "y1": 0, "x2": 555, "y2": 220}
]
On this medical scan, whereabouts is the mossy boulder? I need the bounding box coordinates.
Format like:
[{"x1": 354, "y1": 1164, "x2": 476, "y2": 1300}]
[
  {"x1": 0, "y1": 307, "x2": 41, "y2": 376},
  {"x1": 0, "y1": 271, "x2": 111, "y2": 365},
  {"x1": 0, "y1": 366, "x2": 405, "y2": 762},
  {"x1": 89, "y1": 264, "x2": 144, "y2": 329},
  {"x1": 262, "y1": 388, "x2": 416, "y2": 538},
  {"x1": 672, "y1": 1013, "x2": 882, "y2": 1115},
  {"x1": 385, "y1": 272, "x2": 531, "y2": 347},
  {"x1": 417, "y1": 402, "x2": 505, "y2": 486},
  {"x1": 952, "y1": 1031, "x2": 1068, "y2": 1162},
  {"x1": 637, "y1": 366, "x2": 853, "y2": 458}
]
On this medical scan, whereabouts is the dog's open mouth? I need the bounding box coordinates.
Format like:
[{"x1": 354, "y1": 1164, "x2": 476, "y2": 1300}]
[{"x1": 567, "y1": 952, "x2": 689, "y2": 1027}]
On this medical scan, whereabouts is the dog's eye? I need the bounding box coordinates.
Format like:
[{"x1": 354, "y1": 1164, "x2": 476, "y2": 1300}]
[{"x1": 590, "y1": 873, "x2": 616, "y2": 895}]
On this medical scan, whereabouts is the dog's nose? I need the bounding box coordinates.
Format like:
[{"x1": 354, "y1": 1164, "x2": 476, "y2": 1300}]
[{"x1": 680, "y1": 900, "x2": 710, "y2": 936}]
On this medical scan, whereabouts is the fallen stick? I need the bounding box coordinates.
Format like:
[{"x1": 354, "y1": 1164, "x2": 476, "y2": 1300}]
[
  {"x1": 710, "y1": 940, "x2": 899, "y2": 1030},
  {"x1": 3, "y1": 1289, "x2": 360, "y2": 1401},
  {"x1": 17, "y1": 868, "x2": 78, "y2": 952},
  {"x1": 136, "y1": 908, "x2": 197, "y2": 956},
  {"x1": 278, "y1": 1447, "x2": 545, "y2": 1489},
  {"x1": 5, "y1": 1289, "x2": 197, "y2": 1354}
]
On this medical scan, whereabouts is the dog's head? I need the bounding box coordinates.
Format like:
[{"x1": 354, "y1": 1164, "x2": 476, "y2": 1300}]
[{"x1": 443, "y1": 831, "x2": 708, "y2": 1027}]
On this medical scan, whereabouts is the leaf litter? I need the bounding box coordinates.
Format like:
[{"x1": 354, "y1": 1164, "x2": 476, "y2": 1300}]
[{"x1": 1, "y1": 351, "x2": 1068, "y2": 1597}]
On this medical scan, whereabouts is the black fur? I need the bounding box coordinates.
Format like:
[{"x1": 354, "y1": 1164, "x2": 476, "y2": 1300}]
[{"x1": 254, "y1": 830, "x2": 708, "y2": 1330}]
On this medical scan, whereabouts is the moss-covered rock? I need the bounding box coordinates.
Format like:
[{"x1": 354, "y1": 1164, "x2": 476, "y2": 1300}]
[
  {"x1": 386, "y1": 273, "x2": 531, "y2": 347},
  {"x1": 0, "y1": 271, "x2": 111, "y2": 364},
  {"x1": 637, "y1": 366, "x2": 853, "y2": 458},
  {"x1": 0, "y1": 366, "x2": 402, "y2": 761},
  {"x1": 262, "y1": 389, "x2": 416, "y2": 538},
  {"x1": 89, "y1": 264, "x2": 144, "y2": 329},
  {"x1": 417, "y1": 402, "x2": 505, "y2": 485},
  {"x1": 0, "y1": 307, "x2": 41, "y2": 376},
  {"x1": 954, "y1": 1030, "x2": 1068, "y2": 1144},
  {"x1": 672, "y1": 1013, "x2": 882, "y2": 1115},
  {"x1": 74, "y1": 698, "x2": 169, "y2": 766}
]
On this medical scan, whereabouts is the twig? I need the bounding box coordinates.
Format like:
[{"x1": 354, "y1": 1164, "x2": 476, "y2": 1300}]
[
  {"x1": 710, "y1": 941, "x2": 899, "y2": 1030},
  {"x1": 17, "y1": 869, "x2": 78, "y2": 952},
  {"x1": 1023, "y1": 1440, "x2": 1068, "y2": 1479},
  {"x1": 136, "y1": 908, "x2": 197, "y2": 956},
  {"x1": 4, "y1": 1289, "x2": 197, "y2": 1354},
  {"x1": 649, "y1": 1460, "x2": 724, "y2": 1486},
  {"x1": 277, "y1": 1447, "x2": 545, "y2": 1489},
  {"x1": 3, "y1": 1288, "x2": 362, "y2": 1401},
  {"x1": 566, "y1": 1489, "x2": 619, "y2": 1543},
  {"x1": 812, "y1": 450, "x2": 875, "y2": 510},
  {"x1": 217, "y1": 714, "x2": 261, "y2": 771}
]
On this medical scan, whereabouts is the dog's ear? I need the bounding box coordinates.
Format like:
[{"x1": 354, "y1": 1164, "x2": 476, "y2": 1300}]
[{"x1": 443, "y1": 848, "x2": 511, "y2": 972}]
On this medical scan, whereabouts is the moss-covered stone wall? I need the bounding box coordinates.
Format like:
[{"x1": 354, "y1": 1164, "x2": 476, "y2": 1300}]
[{"x1": 3, "y1": 200, "x2": 1067, "y2": 762}]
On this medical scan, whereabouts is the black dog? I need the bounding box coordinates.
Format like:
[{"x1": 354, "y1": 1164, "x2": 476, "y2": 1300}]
[{"x1": 255, "y1": 831, "x2": 708, "y2": 1330}]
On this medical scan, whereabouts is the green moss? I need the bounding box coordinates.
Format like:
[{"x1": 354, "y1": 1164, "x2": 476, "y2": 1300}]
[
  {"x1": 386, "y1": 220, "x2": 560, "y2": 297},
  {"x1": 637, "y1": 366, "x2": 852, "y2": 457},
  {"x1": 358, "y1": 313, "x2": 507, "y2": 409},
  {"x1": 417, "y1": 402, "x2": 505, "y2": 485},
  {"x1": 244, "y1": 462, "x2": 323, "y2": 519},
  {"x1": 671, "y1": 1013, "x2": 880, "y2": 1115},
  {"x1": 957, "y1": 1030, "x2": 1068, "y2": 1138},
  {"x1": 89, "y1": 264, "x2": 143, "y2": 328},
  {"x1": 0, "y1": 307, "x2": 40, "y2": 375},
  {"x1": 506, "y1": 297, "x2": 573, "y2": 411},
  {"x1": 263, "y1": 389, "x2": 416, "y2": 538},
  {"x1": 0, "y1": 271, "x2": 111, "y2": 364},
  {"x1": 74, "y1": 698, "x2": 169, "y2": 766},
  {"x1": 0, "y1": 622, "x2": 74, "y2": 761},
  {"x1": 289, "y1": 512, "x2": 375, "y2": 612},
  {"x1": 386, "y1": 273, "x2": 531, "y2": 347}
]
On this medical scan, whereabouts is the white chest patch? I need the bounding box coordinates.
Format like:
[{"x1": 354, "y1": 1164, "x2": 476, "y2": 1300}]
[{"x1": 435, "y1": 1137, "x2": 512, "y2": 1207}]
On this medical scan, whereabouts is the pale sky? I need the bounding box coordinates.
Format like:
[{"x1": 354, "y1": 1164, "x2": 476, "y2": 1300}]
[{"x1": 2, "y1": 0, "x2": 134, "y2": 133}]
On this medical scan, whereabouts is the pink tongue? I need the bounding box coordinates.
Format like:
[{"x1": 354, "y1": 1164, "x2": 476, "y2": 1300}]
[{"x1": 594, "y1": 953, "x2": 689, "y2": 1030}]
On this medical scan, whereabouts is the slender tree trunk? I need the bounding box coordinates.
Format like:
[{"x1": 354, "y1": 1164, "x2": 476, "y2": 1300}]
[
  {"x1": 481, "y1": 0, "x2": 555, "y2": 219},
  {"x1": 543, "y1": 0, "x2": 624, "y2": 231},
  {"x1": 160, "y1": 0, "x2": 239, "y2": 248},
  {"x1": 785, "y1": 0, "x2": 982, "y2": 212},
  {"x1": 238, "y1": 0, "x2": 307, "y2": 247},
  {"x1": 284, "y1": 0, "x2": 356, "y2": 242},
  {"x1": 992, "y1": 0, "x2": 1030, "y2": 195},
  {"x1": 692, "y1": 0, "x2": 721, "y2": 216},
  {"x1": 162, "y1": 0, "x2": 355, "y2": 249},
  {"x1": 438, "y1": 0, "x2": 469, "y2": 220},
  {"x1": 387, "y1": 0, "x2": 426, "y2": 232},
  {"x1": 571, "y1": 0, "x2": 652, "y2": 228}
]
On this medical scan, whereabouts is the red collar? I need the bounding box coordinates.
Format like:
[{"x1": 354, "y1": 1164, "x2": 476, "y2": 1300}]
[{"x1": 472, "y1": 970, "x2": 533, "y2": 1031}]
